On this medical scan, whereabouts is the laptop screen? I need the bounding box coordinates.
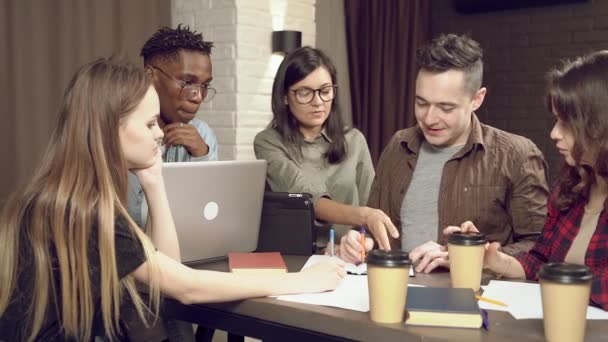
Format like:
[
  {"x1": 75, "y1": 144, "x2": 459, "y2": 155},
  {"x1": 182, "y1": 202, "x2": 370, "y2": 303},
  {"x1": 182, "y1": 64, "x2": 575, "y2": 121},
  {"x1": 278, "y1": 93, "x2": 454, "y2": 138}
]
[{"x1": 162, "y1": 160, "x2": 267, "y2": 263}]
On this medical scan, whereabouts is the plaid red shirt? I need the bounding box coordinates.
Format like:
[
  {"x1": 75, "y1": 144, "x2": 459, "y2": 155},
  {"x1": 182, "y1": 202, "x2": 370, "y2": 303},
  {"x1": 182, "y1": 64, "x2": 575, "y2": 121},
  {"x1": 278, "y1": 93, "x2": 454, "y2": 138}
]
[{"x1": 516, "y1": 186, "x2": 608, "y2": 310}]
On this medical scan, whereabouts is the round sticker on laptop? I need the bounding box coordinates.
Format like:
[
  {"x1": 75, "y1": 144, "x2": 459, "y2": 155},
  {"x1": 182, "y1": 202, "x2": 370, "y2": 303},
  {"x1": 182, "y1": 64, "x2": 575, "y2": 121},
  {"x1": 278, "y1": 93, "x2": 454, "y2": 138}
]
[{"x1": 203, "y1": 201, "x2": 219, "y2": 221}]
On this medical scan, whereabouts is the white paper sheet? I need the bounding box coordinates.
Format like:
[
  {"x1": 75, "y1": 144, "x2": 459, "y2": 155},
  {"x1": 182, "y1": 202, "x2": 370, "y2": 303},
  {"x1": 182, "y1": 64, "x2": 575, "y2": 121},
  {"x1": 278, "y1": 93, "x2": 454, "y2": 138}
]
[
  {"x1": 302, "y1": 255, "x2": 414, "y2": 276},
  {"x1": 275, "y1": 255, "x2": 419, "y2": 312},
  {"x1": 479, "y1": 280, "x2": 608, "y2": 320},
  {"x1": 276, "y1": 273, "x2": 371, "y2": 311}
]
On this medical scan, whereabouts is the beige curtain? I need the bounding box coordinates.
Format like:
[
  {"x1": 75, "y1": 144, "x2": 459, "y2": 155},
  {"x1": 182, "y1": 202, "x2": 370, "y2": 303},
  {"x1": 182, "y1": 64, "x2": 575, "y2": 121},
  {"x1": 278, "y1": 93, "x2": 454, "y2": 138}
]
[
  {"x1": 0, "y1": 0, "x2": 170, "y2": 202},
  {"x1": 316, "y1": 0, "x2": 353, "y2": 128}
]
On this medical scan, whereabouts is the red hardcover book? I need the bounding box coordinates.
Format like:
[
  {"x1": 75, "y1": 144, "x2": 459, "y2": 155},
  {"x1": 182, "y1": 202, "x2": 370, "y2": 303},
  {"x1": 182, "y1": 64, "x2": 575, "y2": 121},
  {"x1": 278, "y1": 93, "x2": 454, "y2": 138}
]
[{"x1": 228, "y1": 252, "x2": 288, "y2": 274}]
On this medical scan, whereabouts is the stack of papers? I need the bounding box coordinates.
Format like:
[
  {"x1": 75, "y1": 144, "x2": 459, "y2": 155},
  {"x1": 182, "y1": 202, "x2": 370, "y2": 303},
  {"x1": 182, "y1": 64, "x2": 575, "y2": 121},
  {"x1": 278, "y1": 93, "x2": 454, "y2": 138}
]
[{"x1": 479, "y1": 280, "x2": 608, "y2": 320}]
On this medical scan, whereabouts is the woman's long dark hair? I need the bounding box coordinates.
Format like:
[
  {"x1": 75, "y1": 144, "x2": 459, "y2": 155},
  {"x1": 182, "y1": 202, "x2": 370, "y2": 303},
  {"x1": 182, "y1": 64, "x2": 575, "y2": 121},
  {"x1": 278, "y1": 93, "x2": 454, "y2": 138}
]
[
  {"x1": 546, "y1": 50, "x2": 608, "y2": 210},
  {"x1": 270, "y1": 46, "x2": 348, "y2": 164}
]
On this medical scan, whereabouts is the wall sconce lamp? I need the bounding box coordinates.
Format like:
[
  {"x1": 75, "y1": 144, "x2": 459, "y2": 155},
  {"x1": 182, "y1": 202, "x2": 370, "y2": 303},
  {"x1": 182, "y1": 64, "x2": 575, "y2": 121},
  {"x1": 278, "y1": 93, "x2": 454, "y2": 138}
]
[{"x1": 272, "y1": 30, "x2": 302, "y2": 55}]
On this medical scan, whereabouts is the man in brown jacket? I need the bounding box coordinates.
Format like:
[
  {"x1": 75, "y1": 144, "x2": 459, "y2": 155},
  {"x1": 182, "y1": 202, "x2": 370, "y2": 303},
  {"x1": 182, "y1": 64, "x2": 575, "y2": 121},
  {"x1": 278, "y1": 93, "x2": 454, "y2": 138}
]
[{"x1": 339, "y1": 34, "x2": 549, "y2": 273}]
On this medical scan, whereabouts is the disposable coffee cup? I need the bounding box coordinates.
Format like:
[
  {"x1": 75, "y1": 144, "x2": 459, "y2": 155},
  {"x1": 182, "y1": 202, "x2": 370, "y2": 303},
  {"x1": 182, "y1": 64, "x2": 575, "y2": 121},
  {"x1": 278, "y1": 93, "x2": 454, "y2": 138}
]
[
  {"x1": 448, "y1": 232, "x2": 486, "y2": 292},
  {"x1": 366, "y1": 249, "x2": 411, "y2": 323},
  {"x1": 538, "y1": 263, "x2": 592, "y2": 342}
]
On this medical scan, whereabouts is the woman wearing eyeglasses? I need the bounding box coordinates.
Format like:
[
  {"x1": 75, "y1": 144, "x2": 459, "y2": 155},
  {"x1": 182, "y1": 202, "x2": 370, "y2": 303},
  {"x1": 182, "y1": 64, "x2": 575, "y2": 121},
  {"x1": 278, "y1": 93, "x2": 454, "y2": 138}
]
[
  {"x1": 128, "y1": 25, "x2": 222, "y2": 235},
  {"x1": 254, "y1": 47, "x2": 395, "y2": 247}
]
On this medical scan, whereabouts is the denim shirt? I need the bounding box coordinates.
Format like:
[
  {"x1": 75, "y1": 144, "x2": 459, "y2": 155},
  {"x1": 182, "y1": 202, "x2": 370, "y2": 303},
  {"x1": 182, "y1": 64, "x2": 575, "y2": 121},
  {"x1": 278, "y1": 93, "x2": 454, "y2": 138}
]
[{"x1": 127, "y1": 118, "x2": 218, "y2": 228}]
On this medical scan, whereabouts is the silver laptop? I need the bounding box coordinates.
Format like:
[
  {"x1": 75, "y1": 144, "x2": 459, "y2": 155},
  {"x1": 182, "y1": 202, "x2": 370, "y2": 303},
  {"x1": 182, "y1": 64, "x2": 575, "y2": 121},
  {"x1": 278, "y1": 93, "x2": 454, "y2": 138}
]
[{"x1": 162, "y1": 160, "x2": 267, "y2": 264}]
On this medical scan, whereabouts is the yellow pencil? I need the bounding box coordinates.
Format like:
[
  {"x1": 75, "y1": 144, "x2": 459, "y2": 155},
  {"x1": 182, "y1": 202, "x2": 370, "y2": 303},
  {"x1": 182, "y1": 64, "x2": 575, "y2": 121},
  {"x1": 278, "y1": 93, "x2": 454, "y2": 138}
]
[{"x1": 475, "y1": 295, "x2": 508, "y2": 307}]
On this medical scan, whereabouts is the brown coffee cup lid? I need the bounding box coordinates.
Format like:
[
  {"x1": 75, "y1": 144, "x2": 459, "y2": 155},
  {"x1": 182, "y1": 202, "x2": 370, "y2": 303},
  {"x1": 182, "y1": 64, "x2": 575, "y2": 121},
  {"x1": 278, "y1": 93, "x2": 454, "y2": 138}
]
[
  {"x1": 447, "y1": 232, "x2": 487, "y2": 246},
  {"x1": 366, "y1": 249, "x2": 410, "y2": 267},
  {"x1": 538, "y1": 262, "x2": 593, "y2": 284}
]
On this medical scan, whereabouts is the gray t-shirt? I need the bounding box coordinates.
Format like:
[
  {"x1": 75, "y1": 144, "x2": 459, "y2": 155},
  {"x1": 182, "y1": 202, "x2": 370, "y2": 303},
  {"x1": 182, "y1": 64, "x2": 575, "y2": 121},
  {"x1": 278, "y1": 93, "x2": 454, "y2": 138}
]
[{"x1": 400, "y1": 141, "x2": 463, "y2": 252}]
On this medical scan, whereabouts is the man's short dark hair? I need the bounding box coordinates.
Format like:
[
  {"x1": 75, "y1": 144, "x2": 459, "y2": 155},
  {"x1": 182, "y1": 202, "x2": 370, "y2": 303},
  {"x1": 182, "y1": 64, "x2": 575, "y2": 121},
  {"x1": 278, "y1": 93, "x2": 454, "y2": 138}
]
[
  {"x1": 140, "y1": 24, "x2": 214, "y2": 64},
  {"x1": 416, "y1": 33, "x2": 483, "y2": 95}
]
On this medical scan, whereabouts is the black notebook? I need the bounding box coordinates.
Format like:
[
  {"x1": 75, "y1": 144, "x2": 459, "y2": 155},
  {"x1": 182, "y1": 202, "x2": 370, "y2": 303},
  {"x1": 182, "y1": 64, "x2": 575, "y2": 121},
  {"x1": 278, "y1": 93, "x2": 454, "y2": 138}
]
[{"x1": 405, "y1": 287, "x2": 482, "y2": 328}]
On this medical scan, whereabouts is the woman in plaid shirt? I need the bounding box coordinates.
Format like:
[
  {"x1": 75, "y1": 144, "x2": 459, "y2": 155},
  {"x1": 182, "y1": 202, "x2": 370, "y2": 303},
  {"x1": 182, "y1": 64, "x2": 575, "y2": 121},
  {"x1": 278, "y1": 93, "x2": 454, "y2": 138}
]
[{"x1": 445, "y1": 50, "x2": 608, "y2": 310}]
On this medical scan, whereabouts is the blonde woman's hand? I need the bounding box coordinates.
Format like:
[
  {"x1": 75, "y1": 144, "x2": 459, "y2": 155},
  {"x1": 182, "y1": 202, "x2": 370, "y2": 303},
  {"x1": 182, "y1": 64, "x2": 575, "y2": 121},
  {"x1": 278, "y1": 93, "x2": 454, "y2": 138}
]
[
  {"x1": 298, "y1": 257, "x2": 347, "y2": 293},
  {"x1": 132, "y1": 147, "x2": 164, "y2": 190}
]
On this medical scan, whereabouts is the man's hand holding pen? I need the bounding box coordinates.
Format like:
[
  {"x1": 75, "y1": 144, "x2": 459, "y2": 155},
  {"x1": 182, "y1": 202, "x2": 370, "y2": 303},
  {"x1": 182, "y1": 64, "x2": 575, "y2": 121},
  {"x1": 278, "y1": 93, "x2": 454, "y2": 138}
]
[{"x1": 338, "y1": 229, "x2": 374, "y2": 264}]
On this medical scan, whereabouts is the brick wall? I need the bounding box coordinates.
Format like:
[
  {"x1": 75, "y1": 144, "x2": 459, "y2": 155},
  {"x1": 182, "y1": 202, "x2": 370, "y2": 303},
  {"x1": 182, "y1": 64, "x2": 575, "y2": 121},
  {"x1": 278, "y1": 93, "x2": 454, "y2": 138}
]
[
  {"x1": 172, "y1": 0, "x2": 316, "y2": 160},
  {"x1": 430, "y1": 0, "x2": 608, "y2": 181}
]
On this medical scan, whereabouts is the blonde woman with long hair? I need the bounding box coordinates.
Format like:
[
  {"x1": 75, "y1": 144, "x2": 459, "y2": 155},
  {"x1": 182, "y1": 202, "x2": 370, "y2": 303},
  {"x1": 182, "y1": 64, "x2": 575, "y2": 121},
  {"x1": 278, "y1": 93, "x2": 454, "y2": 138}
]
[{"x1": 0, "y1": 57, "x2": 346, "y2": 341}]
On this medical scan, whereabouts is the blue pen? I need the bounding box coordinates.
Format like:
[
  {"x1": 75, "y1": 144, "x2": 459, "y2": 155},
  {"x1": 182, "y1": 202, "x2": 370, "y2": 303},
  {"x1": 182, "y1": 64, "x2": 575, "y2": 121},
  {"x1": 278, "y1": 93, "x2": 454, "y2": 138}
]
[
  {"x1": 481, "y1": 309, "x2": 490, "y2": 330},
  {"x1": 329, "y1": 228, "x2": 335, "y2": 257}
]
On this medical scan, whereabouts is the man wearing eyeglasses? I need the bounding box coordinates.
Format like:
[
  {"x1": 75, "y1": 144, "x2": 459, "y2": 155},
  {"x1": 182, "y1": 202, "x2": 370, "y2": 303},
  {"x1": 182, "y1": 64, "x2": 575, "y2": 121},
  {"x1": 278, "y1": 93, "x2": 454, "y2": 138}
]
[
  {"x1": 128, "y1": 25, "x2": 219, "y2": 229},
  {"x1": 124, "y1": 25, "x2": 219, "y2": 342},
  {"x1": 141, "y1": 25, "x2": 218, "y2": 164}
]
